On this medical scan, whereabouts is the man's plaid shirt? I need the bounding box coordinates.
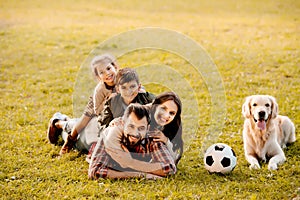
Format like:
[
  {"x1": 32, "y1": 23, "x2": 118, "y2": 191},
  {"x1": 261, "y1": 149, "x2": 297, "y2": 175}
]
[{"x1": 88, "y1": 136, "x2": 177, "y2": 179}]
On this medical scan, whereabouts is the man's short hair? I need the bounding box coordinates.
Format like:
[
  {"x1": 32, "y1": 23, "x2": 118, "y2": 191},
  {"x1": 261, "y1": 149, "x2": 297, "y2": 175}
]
[
  {"x1": 123, "y1": 103, "x2": 150, "y2": 124},
  {"x1": 115, "y1": 68, "x2": 140, "y2": 86}
]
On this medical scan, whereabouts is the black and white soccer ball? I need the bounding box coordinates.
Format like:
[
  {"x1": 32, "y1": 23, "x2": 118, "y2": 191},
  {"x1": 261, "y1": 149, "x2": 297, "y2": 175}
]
[{"x1": 204, "y1": 143, "x2": 237, "y2": 174}]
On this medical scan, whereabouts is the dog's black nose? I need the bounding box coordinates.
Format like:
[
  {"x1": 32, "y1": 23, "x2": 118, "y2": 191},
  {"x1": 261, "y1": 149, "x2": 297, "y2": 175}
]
[{"x1": 258, "y1": 111, "x2": 265, "y2": 119}]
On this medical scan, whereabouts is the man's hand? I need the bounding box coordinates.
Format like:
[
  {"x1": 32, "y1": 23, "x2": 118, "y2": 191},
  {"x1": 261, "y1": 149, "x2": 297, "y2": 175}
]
[
  {"x1": 106, "y1": 143, "x2": 173, "y2": 177},
  {"x1": 145, "y1": 173, "x2": 163, "y2": 180},
  {"x1": 105, "y1": 147, "x2": 132, "y2": 168}
]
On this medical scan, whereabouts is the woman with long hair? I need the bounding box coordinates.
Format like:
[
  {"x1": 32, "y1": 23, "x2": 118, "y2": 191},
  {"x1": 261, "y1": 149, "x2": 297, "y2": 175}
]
[{"x1": 148, "y1": 91, "x2": 183, "y2": 165}]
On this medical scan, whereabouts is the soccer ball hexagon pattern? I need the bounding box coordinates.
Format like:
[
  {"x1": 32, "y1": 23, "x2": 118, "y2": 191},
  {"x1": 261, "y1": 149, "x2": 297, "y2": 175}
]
[{"x1": 204, "y1": 143, "x2": 237, "y2": 174}]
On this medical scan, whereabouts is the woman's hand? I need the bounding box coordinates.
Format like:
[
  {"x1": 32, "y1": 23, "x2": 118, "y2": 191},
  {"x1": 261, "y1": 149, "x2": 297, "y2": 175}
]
[{"x1": 149, "y1": 130, "x2": 168, "y2": 144}]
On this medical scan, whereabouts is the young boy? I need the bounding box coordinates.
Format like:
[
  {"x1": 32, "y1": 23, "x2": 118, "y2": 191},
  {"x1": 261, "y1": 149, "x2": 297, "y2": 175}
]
[
  {"x1": 88, "y1": 103, "x2": 177, "y2": 179},
  {"x1": 98, "y1": 67, "x2": 155, "y2": 128},
  {"x1": 47, "y1": 54, "x2": 119, "y2": 155}
]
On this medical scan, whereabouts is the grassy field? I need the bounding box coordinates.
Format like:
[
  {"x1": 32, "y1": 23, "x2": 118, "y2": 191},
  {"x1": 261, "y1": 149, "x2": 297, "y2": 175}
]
[{"x1": 0, "y1": 0, "x2": 299, "y2": 199}]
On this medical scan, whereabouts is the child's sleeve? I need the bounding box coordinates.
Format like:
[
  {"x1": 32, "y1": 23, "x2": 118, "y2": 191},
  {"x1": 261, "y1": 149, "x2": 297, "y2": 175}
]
[
  {"x1": 98, "y1": 99, "x2": 114, "y2": 128},
  {"x1": 93, "y1": 82, "x2": 111, "y2": 116}
]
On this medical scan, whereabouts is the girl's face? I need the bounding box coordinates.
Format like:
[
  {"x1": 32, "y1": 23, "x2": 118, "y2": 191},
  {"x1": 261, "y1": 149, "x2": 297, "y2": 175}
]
[
  {"x1": 118, "y1": 80, "x2": 140, "y2": 105},
  {"x1": 154, "y1": 100, "x2": 178, "y2": 126},
  {"x1": 96, "y1": 63, "x2": 117, "y2": 86}
]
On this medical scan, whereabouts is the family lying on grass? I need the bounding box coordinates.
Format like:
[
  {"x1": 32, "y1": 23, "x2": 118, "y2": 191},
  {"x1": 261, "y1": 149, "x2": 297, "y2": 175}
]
[{"x1": 47, "y1": 54, "x2": 183, "y2": 179}]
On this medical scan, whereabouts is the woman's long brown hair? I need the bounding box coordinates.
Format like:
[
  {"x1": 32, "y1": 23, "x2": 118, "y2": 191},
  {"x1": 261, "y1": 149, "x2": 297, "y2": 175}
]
[{"x1": 150, "y1": 91, "x2": 183, "y2": 164}]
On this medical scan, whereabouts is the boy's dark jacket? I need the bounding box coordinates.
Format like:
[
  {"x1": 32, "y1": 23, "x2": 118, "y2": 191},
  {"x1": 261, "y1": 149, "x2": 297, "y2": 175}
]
[{"x1": 98, "y1": 92, "x2": 155, "y2": 127}]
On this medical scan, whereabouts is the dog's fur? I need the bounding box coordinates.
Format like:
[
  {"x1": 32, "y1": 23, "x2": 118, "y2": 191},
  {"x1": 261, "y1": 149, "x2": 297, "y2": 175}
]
[{"x1": 242, "y1": 95, "x2": 296, "y2": 170}]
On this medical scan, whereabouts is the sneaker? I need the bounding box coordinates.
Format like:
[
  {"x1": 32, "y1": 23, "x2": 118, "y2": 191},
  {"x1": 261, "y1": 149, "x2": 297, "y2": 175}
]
[{"x1": 47, "y1": 112, "x2": 69, "y2": 144}]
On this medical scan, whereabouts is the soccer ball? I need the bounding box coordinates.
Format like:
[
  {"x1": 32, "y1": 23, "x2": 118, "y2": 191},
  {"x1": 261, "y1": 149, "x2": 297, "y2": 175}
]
[{"x1": 204, "y1": 143, "x2": 237, "y2": 174}]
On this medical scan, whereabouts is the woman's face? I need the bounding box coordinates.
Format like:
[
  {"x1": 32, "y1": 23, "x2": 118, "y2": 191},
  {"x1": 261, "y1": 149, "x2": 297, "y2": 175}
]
[{"x1": 154, "y1": 100, "x2": 178, "y2": 126}]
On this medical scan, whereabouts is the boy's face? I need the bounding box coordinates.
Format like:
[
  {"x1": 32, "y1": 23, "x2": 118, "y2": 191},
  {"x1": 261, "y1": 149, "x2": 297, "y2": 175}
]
[
  {"x1": 154, "y1": 100, "x2": 178, "y2": 126},
  {"x1": 96, "y1": 63, "x2": 117, "y2": 86},
  {"x1": 124, "y1": 112, "x2": 148, "y2": 145},
  {"x1": 118, "y1": 80, "x2": 140, "y2": 105}
]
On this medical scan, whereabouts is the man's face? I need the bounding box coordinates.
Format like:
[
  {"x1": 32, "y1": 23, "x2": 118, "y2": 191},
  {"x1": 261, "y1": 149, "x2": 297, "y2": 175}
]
[
  {"x1": 124, "y1": 112, "x2": 148, "y2": 145},
  {"x1": 118, "y1": 80, "x2": 140, "y2": 105}
]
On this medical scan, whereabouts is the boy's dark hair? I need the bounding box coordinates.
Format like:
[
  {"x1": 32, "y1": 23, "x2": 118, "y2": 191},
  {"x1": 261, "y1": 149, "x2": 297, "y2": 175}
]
[
  {"x1": 123, "y1": 103, "x2": 150, "y2": 124},
  {"x1": 116, "y1": 68, "x2": 140, "y2": 86}
]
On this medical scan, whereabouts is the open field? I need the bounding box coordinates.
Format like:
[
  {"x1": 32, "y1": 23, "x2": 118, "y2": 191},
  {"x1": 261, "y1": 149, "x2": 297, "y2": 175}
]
[{"x1": 0, "y1": 0, "x2": 299, "y2": 199}]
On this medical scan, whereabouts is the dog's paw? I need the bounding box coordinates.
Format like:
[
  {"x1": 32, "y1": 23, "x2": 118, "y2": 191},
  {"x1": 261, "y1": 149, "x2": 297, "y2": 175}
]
[
  {"x1": 249, "y1": 163, "x2": 261, "y2": 170},
  {"x1": 268, "y1": 163, "x2": 278, "y2": 170}
]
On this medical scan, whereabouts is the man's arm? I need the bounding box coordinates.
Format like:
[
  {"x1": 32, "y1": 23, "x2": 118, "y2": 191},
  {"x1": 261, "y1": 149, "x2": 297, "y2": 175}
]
[
  {"x1": 88, "y1": 138, "x2": 111, "y2": 180},
  {"x1": 106, "y1": 142, "x2": 176, "y2": 177},
  {"x1": 88, "y1": 137, "x2": 163, "y2": 180}
]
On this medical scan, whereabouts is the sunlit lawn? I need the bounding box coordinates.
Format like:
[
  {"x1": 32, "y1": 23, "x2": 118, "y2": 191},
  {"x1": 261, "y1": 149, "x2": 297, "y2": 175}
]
[{"x1": 0, "y1": 0, "x2": 299, "y2": 199}]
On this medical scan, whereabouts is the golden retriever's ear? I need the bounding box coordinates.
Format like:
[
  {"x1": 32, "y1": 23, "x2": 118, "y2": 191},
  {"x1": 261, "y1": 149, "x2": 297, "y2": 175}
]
[
  {"x1": 242, "y1": 96, "x2": 251, "y2": 118},
  {"x1": 268, "y1": 95, "x2": 278, "y2": 119}
]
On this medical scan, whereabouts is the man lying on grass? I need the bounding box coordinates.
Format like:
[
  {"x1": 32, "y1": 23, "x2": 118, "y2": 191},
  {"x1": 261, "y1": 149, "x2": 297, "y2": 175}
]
[{"x1": 88, "y1": 103, "x2": 176, "y2": 179}]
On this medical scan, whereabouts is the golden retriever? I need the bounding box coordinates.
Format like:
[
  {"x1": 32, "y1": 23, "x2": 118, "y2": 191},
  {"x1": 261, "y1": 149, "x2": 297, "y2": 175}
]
[{"x1": 242, "y1": 95, "x2": 296, "y2": 170}]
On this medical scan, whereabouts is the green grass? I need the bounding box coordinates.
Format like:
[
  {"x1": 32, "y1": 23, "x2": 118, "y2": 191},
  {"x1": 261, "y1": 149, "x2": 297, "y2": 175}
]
[{"x1": 0, "y1": 0, "x2": 299, "y2": 199}]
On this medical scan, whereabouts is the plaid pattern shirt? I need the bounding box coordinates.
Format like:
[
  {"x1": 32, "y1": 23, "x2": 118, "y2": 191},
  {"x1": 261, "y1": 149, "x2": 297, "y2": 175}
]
[
  {"x1": 88, "y1": 137, "x2": 176, "y2": 179},
  {"x1": 88, "y1": 139, "x2": 110, "y2": 179}
]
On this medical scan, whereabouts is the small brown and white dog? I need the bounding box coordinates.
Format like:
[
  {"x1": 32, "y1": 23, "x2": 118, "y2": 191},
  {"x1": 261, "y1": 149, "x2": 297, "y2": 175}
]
[{"x1": 242, "y1": 95, "x2": 296, "y2": 170}]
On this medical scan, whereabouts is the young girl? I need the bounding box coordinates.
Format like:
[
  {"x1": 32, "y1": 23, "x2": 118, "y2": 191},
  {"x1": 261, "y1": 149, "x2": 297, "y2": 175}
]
[
  {"x1": 98, "y1": 67, "x2": 155, "y2": 128},
  {"x1": 47, "y1": 53, "x2": 119, "y2": 155}
]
